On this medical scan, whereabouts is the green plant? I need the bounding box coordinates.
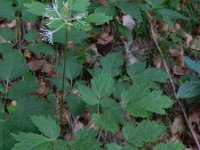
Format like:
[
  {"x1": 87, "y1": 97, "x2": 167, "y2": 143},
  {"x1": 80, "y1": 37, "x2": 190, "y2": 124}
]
[{"x1": 0, "y1": 0, "x2": 196, "y2": 149}]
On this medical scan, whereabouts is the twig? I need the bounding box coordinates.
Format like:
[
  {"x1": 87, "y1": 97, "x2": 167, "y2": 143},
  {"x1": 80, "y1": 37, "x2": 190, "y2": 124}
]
[{"x1": 146, "y1": 12, "x2": 200, "y2": 150}]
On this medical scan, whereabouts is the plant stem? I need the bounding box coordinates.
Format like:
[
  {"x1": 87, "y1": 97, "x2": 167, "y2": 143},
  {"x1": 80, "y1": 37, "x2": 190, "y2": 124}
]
[{"x1": 60, "y1": 26, "x2": 68, "y2": 125}]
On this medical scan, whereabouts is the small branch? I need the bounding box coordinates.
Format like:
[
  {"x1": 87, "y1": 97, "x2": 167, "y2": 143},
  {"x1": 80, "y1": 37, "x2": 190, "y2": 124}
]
[{"x1": 146, "y1": 12, "x2": 200, "y2": 149}]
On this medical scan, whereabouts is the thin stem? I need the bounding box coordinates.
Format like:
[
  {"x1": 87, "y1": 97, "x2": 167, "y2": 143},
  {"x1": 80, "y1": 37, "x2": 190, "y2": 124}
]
[
  {"x1": 60, "y1": 26, "x2": 68, "y2": 125},
  {"x1": 146, "y1": 12, "x2": 200, "y2": 150}
]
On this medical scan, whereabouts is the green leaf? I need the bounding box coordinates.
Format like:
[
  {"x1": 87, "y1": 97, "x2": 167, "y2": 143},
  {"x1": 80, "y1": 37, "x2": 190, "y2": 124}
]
[
  {"x1": 145, "y1": 0, "x2": 166, "y2": 7},
  {"x1": 183, "y1": 56, "x2": 200, "y2": 75},
  {"x1": 154, "y1": 141, "x2": 185, "y2": 150},
  {"x1": 73, "y1": 21, "x2": 92, "y2": 31},
  {"x1": 68, "y1": 28, "x2": 90, "y2": 42},
  {"x1": 117, "y1": 24, "x2": 133, "y2": 40},
  {"x1": 79, "y1": 85, "x2": 99, "y2": 105},
  {"x1": 122, "y1": 120, "x2": 166, "y2": 147},
  {"x1": 177, "y1": 81, "x2": 200, "y2": 98},
  {"x1": 127, "y1": 62, "x2": 168, "y2": 85},
  {"x1": 28, "y1": 43, "x2": 55, "y2": 55},
  {"x1": 47, "y1": 77, "x2": 70, "y2": 91},
  {"x1": 122, "y1": 83, "x2": 173, "y2": 118},
  {"x1": 157, "y1": 8, "x2": 188, "y2": 27},
  {"x1": 91, "y1": 73, "x2": 114, "y2": 99},
  {"x1": 9, "y1": 80, "x2": 40, "y2": 100},
  {"x1": 24, "y1": 1, "x2": 48, "y2": 16},
  {"x1": 56, "y1": 55, "x2": 83, "y2": 80},
  {"x1": 95, "y1": 5, "x2": 116, "y2": 17},
  {"x1": 69, "y1": 128, "x2": 102, "y2": 150},
  {"x1": 0, "y1": 1, "x2": 15, "y2": 19},
  {"x1": 31, "y1": 116, "x2": 60, "y2": 139},
  {"x1": 24, "y1": 29, "x2": 38, "y2": 42},
  {"x1": 0, "y1": 50, "x2": 29, "y2": 81},
  {"x1": 12, "y1": 133, "x2": 68, "y2": 150},
  {"x1": 116, "y1": 1, "x2": 143, "y2": 22},
  {"x1": 12, "y1": 133, "x2": 51, "y2": 150},
  {"x1": 0, "y1": 97, "x2": 54, "y2": 150},
  {"x1": 64, "y1": 94, "x2": 85, "y2": 118},
  {"x1": 100, "y1": 52, "x2": 124, "y2": 77},
  {"x1": 69, "y1": 0, "x2": 90, "y2": 12},
  {"x1": 0, "y1": 27, "x2": 16, "y2": 41},
  {"x1": 85, "y1": 13, "x2": 112, "y2": 25},
  {"x1": 106, "y1": 143, "x2": 122, "y2": 150},
  {"x1": 92, "y1": 113, "x2": 119, "y2": 133}
]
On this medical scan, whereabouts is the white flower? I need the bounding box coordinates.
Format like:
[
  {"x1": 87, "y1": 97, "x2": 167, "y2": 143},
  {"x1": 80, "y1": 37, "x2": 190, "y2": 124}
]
[
  {"x1": 40, "y1": 26, "x2": 53, "y2": 44},
  {"x1": 40, "y1": 25, "x2": 64, "y2": 44}
]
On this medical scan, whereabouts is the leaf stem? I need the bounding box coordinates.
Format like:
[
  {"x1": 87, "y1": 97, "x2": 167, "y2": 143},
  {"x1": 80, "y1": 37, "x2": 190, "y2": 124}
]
[{"x1": 60, "y1": 26, "x2": 68, "y2": 125}]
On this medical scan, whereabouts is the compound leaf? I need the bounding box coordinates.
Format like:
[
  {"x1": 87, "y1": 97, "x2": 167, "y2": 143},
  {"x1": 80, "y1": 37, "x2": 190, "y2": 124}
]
[
  {"x1": 122, "y1": 120, "x2": 166, "y2": 147},
  {"x1": 154, "y1": 141, "x2": 184, "y2": 150},
  {"x1": 31, "y1": 116, "x2": 60, "y2": 139}
]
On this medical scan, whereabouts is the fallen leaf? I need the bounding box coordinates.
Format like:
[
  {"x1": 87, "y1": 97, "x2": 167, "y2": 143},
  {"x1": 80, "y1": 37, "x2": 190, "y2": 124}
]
[
  {"x1": 173, "y1": 65, "x2": 185, "y2": 76},
  {"x1": 170, "y1": 116, "x2": 184, "y2": 141},
  {"x1": 122, "y1": 15, "x2": 136, "y2": 30}
]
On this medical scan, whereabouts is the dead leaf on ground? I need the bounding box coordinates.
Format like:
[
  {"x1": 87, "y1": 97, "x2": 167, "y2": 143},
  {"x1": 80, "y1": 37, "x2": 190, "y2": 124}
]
[
  {"x1": 170, "y1": 116, "x2": 184, "y2": 141},
  {"x1": 173, "y1": 65, "x2": 185, "y2": 76},
  {"x1": 154, "y1": 55, "x2": 162, "y2": 68},
  {"x1": 122, "y1": 15, "x2": 136, "y2": 30},
  {"x1": 28, "y1": 59, "x2": 47, "y2": 71}
]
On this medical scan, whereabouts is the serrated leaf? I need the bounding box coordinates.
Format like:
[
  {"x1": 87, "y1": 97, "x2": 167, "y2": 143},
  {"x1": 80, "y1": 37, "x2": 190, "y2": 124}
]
[
  {"x1": 145, "y1": 0, "x2": 166, "y2": 7},
  {"x1": 122, "y1": 120, "x2": 166, "y2": 147},
  {"x1": 11, "y1": 133, "x2": 50, "y2": 150},
  {"x1": 0, "y1": 27, "x2": 16, "y2": 41},
  {"x1": 78, "y1": 85, "x2": 99, "y2": 105},
  {"x1": 106, "y1": 143, "x2": 122, "y2": 150},
  {"x1": 122, "y1": 83, "x2": 173, "y2": 118},
  {"x1": 68, "y1": 28, "x2": 90, "y2": 42},
  {"x1": 127, "y1": 62, "x2": 168, "y2": 85},
  {"x1": 183, "y1": 56, "x2": 200, "y2": 75},
  {"x1": 64, "y1": 94, "x2": 85, "y2": 118},
  {"x1": 176, "y1": 81, "x2": 200, "y2": 98},
  {"x1": 0, "y1": 97, "x2": 54, "y2": 150},
  {"x1": 73, "y1": 21, "x2": 92, "y2": 31},
  {"x1": 28, "y1": 43, "x2": 55, "y2": 55},
  {"x1": 24, "y1": 2, "x2": 47, "y2": 16},
  {"x1": 31, "y1": 116, "x2": 60, "y2": 139},
  {"x1": 56, "y1": 55, "x2": 82, "y2": 80},
  {"x1": 69, "y1": 0, "x2": 90, "y2": 12},
  {"x1": 100, "y1": 52, "x2": 124, "y2": 77},
  {"x1": 116, "y1": 1, "x2": 143, "y2": 22},
  {"x1": 24, "y1": 29, "x2": 38, "y2": 41},
  {"x1": 0, "y1": 1, "x2": 15, "y2": 19},
  {"x1": 0, "y1": 50, "x2": 29, "y2": 81},
  {"x1": 91, "y1": 73, "x2": 114, "y2": 99},
  {"x1": 85, "y1": 13, "x2": 112, "y2": 25},
  {"x1": 92, "y1": 113, "x2": 119, "y2": 133},
  {"x1": 9, "y1": 80, "x2": 40, "y2": 100},
  {"x1": 154, "y1": 141, "x2": 184, "y2": 150},
  {"x1": 12, "y1": 133, "x2": 68, "y2": 150},
  {"x1": 69, "y1": 128, "x2": 102, "y2": 150}
]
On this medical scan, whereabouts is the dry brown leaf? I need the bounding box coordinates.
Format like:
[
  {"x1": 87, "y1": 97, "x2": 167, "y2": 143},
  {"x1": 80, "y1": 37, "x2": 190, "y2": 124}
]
[
  {"x1": 97, "y1": 32, "x2": 113, "y2": 45},
  {"x1": 184, "y1": 33, "x2": 193, "y2": 47},
  {"x1": 42, "y1": 63, "x2": 54, "y2": 74},
  {"x1": 154, "y1": 55, "x2": 162, "y2": 68},
  {"x1": 28, "y1": 59, "x2": 47, "y2": 71},
  {"x1": 173, "y1": 65, "x2": 185, "y2": 76},
  {"x1": 169, "y1": 48, "x2": 184, "y2": 67},
  {"x1": 24, "y1": 50, "x2": 32, "y2": 58},
  {"x1": 170, "y1": 116, "x2": 184, "y2": 141}
]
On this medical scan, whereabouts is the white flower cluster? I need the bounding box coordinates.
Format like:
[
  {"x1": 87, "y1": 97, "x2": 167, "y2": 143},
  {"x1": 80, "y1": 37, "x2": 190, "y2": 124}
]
[{"x1": 40, "y1": 0, "x2": 86, "y2": 44}]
